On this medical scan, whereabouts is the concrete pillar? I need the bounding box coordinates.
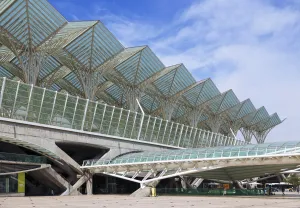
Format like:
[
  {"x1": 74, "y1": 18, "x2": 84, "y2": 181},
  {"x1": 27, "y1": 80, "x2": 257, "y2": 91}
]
[
  {"x1": 181, "y1": 178, "x2": 187, "y2": 190},
  {"x1": 86, "y1": 174, "x2": 93, "y2": 195}
]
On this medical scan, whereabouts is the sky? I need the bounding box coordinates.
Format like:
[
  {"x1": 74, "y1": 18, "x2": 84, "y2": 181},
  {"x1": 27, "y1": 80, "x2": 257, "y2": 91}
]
[{"x1": 49, "y1": 0, "x2": 300, "y2": 143}]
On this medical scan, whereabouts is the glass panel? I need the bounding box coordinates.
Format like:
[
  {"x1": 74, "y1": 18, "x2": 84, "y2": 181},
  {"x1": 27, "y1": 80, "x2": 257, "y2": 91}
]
[{"x1": 0, "y1": 78, "x2": 239, "y2": 149}]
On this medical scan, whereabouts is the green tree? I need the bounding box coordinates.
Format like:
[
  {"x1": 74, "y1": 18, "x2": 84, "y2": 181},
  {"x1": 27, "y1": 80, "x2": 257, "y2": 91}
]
[{"x1": 284, "y1": 174, "x2": 300, "y2": 189}]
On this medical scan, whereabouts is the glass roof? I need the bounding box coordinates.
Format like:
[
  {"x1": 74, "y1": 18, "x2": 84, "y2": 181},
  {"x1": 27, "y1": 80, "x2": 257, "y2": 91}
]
[
  {"x1": 252, "y1": 113, "x2": 283, "y2": 132},
  {"x1": 48, "y1": 21, "x2": 96, "y2": 50},
  {"x1": 218, "y1": 99, "x2": 257, "y2": 133},
  {"x1": 105, "y1": 84, "x2": 126, "y2": 105},
  {"x1": 117, "y1": 47, "x2": 164, "y2": 85},
  {"x1": 152, "y1": 64, "x2": 196, "y2": 97},
  {"x1": 38, "y1": 56, "x2": 61, "y2": 80},
  {"x1": 0, "y1": 45, "x2": 14, "y2": 62},
  {"x1": 171, "y1": 78, "x2": 219, "y2": 120},
  {"x1": 64, "y1": 21, "x2": 123, "y2": 70},
  {"x1": 83, "y1": 141, "x2": 300, "y2": 166},
  {"x1": 198, "y1": 113, "x2": 209, "y2": 123},
  {"x1": 96, "y1": 47, "x2": 144, "y2": 74},
  {"x1": 172, "y1": 104, "x2": 186, "y2": 119},
  {"x1": 0, "y1": 62, "x2": 23, "y2": 80},
  {"x1": 64, "y1": 72, "x2": 83, "y2": 91},
  {"x1": 181, "y1": 78, "x2": 220, "y2": 107},
  {"x1": 242, "y1": 107, "x2": 270, "y2": 126},
  {"x1": 105, "y1": 46, "x2": 165, "y2": 86},
  {"x1": 0, "y1": 0, "x2": 67, "y2": 47},
  {"x1": 204, "y1": 90, "x2": 240, "y2": 115},
  {"x1": 0, "y1": 0, "x2": 283, "y2": 140},
  {"x1": 0, "y1": 65, "x2": 13, "y2": 78},
  {"x1": 0, "y1": 0, "x2": 15, "y2": 14},
  {"x1": 234, "y1": 99, "x2": 256, "y2": 121},
  {"x1": 140, "y1": 94, "x2": 160, "y2": 113}
]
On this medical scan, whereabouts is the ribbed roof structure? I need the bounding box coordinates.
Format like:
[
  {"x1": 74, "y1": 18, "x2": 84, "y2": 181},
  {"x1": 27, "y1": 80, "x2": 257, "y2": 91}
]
[{"x1": 0, "y1": 0, "x2": 283, "y2": 143}]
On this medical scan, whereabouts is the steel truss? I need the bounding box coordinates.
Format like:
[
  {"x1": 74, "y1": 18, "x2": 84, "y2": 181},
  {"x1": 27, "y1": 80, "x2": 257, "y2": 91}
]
[
  {"x1": 240, "y1": 127, "x2": 253, "y2": 143},
  {"x1": 93, "y1": 166, "x2": 217, "y2": 188},
  {"x1": 0, "y1": 0, "x2": 283, "y2": 143},
  {"x1": 84, "y1": 152, "x2": 300, "y2": 186},
  {"x1": 0, "y1": 25, "x2": 73, "y2": 85},
  {"x1": 193, "y1": 90, "x2": 239, "y2": 133},
  {"x1": 186, "y1": 108, "x2": 203, "y2": 128}
]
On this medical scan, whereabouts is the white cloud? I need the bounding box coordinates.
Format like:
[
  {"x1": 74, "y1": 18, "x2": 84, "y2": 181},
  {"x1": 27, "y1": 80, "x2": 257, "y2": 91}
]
[
  {"x1": 108, "y1": 20, "x2": 162, "y2": 46},
  {"x1": 173, "y1": 0, "x2": 300, "y2": 142},
  {"x1": 88, "y1": 5, "x2": 168, "y2": 47},
  {"x1": 91, "y1": 0, "x2": 300, "y2": 142},
  {"x1": 213, "y1": 44, "x2": 300, "y2": 141}
]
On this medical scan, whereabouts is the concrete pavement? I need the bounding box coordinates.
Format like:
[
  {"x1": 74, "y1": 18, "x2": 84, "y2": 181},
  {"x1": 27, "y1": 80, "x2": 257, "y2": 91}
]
[{"x1": 1, "y1": 195, "x2": 300, "y2": 208}]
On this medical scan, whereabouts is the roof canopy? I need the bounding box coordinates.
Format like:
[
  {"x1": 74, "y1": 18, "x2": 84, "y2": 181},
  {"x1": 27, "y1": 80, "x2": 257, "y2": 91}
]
[{"x1": 0, "y1": 0, "x2": 283, "y2": 143}]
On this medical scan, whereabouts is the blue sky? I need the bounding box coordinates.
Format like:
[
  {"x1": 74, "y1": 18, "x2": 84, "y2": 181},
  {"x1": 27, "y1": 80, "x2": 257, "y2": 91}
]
[{"x1": 49, "y1": 0, "x2": 300, "y2": 142}]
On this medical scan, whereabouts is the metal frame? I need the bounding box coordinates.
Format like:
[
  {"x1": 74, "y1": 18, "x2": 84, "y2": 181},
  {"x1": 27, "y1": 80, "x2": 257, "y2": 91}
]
[
  {"x1": 136, "y1": 99, "x2": 144, "y2": 140},
  {"x1": 11, "y1": 81, "x2": 20, "y2": 118},
  {"x1": 0, "y1": 0, "x2": 282, "y2": 145},
  {"x1": 84, "y1": 149, "x2": 300, "y2": 185},
  {"x1": 25, "y1": 84, "x2": 34, "y2": 120},
  {"x1": 0, "y1": 76, "x2": 282, "y2": 149}
]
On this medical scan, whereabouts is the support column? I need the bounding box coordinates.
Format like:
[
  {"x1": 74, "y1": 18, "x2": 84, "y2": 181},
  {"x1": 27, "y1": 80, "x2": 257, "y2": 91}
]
[
  {"x1": 160, "y1": 99, "x2": 177, "y2": 121},
  {"x1": 0, "y1": 77, "x2": 6, "y2": 109},
  {"x1": 187, "y1": 108, "x2": 203, "y2": 128},
  {"x1": 180, "y1": 178, "x2": 187, "y2": 190},
  {"x1": 206, "y1": 115, "x2": 222, "y2": 133},
  {"x1": 124, "y1": 87, "x2": 142, "y2": 111},
  {"x1": 230, "y1": 122, "x2": 241, "y2": 137},
  {"x1": 240, "y1": 127, "x2": 253, "y2": 143},
  {"x1": 86, "y1": 173, "x2": 93, "y2": 195},
  {"x1": 253, "y1": 129, "x2": 272, "y2": 144}
]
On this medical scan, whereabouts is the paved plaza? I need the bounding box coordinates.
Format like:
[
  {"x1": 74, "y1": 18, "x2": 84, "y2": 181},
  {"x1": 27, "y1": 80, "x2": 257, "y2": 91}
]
[{"x1": 1, "y1": 195, "x2": 300, "y2": 208}]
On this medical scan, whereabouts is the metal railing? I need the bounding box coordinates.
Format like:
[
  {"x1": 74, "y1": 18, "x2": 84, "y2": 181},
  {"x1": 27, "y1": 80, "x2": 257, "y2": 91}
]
[
  {"x1": 0, "y1": 152, "x2": 47, "y2": 164},
  {"x1": 0, "y1": 77, "x2": 245, "y2": 149}
]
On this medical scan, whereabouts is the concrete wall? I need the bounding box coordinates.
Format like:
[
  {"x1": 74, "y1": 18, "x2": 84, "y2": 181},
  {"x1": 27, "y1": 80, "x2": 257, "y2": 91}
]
[
  {"x1": 0, "y1": 117, "x2": 178, "y2": 195},
  {"x1": 0, "y1": 118, "x2": 177, "y2": 159}
]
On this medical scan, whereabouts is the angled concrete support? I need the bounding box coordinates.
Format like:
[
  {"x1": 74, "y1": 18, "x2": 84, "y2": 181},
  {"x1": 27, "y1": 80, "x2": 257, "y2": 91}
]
[
  {"x1": 48, "y1": 142, "x2": 82, "y2": 174},
  {"x1": 130, "y1": 187, "x2": 151, "y2": 197},
  {"x1": 35, "y1": 167, "x2": 82, "y2": 196},
  {"x1": 191, "y1": 178, "x2": 204, "y2": 189},
  {"x1": 61, "y1": 172, "x2": 93, "y2": 196},
  {"x1": 234, "y1": 180, "x2": 245, "y2": 189},
  {"x1": 62, "y1": 175, "x2": 87, "y2": 196},
  {"x1": 131, "y1": 181, "x2": 160, "y2": 197},
  {"x1": 179, "y1": 176, "x2": 203, "y2": 189},
  {"x1": 0, "y1": 128, "x2": 82, "y2": 174}
]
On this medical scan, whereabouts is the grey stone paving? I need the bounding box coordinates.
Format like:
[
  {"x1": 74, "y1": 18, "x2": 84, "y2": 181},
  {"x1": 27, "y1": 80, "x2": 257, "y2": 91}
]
[{"x1": 1, "y1": 195, "x2": 300, "y2": 208}]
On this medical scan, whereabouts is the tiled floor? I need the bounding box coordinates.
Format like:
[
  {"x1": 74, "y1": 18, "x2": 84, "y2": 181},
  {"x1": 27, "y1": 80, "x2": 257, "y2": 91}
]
[{"x1": 1, "y1": 194, "x2": 300, "y2": 208}]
